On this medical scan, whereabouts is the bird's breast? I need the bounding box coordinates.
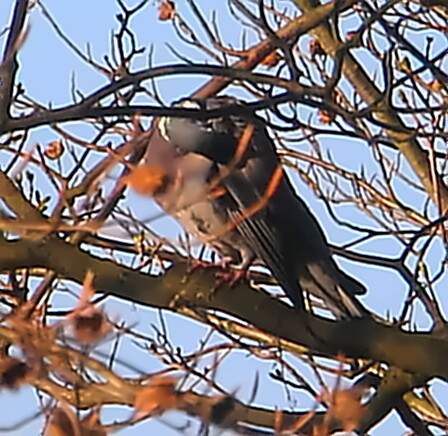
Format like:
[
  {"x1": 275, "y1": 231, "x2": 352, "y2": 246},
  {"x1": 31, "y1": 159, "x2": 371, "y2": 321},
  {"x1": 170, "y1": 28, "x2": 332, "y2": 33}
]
[{"x1": 153, "y1": 153, "x2": 256, "y2": 265}]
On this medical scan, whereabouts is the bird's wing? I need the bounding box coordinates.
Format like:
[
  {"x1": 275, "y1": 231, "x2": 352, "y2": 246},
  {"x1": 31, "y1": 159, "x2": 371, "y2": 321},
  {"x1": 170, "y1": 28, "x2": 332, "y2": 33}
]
[
  {"x1": 205, "y1": 124, "x2": 364, "y2": 317},
  {"x1": 221, "y1": 167, "x2": 305, "y2": 309},
  {"x1": 225, "y1": 149, "x2": 365, "y2": 317}
]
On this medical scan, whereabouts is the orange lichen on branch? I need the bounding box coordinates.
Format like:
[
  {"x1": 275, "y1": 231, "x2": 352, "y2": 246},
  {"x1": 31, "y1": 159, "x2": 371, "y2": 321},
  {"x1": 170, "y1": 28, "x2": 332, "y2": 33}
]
[
  {"x1": 318, "y1": 110, "x2": 335, "y2": 125},
  {"x1": 72, "y1": 309, "x2": 109, "y2": 344},
  {"x1": 134, "y1": 376, "x2": 180, "y2": 415},
  {"x1": 44, "y1": 140, "x2": 65, "y2": 160},
  {"x1": 122, "y1": 164, "x2": 167, "y2": 197},
  {"x1": 70, "y1": 270, "x2": 110, "y2": 344},
  {"x1": 158, "y1": 1, "x2": 175, "y2": 21},
  {"x1": 260, "y1": 51, "x2": 282, "y2": 67}
]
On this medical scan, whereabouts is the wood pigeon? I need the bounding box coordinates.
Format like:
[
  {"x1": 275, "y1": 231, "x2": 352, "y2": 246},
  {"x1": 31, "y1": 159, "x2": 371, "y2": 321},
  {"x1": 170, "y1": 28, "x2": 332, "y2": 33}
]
[{"x1": 143, "y1": 96, "x2": 366, "y2": 318}]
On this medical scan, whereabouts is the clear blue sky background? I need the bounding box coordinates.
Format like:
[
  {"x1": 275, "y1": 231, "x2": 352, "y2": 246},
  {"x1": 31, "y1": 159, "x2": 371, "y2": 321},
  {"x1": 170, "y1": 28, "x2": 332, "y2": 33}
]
[{"x1": 0, "y1": 1, "x2": 446, "y2": 435}]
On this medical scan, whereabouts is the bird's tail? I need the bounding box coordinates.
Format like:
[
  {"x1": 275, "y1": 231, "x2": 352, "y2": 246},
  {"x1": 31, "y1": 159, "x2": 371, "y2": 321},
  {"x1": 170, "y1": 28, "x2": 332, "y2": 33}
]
[
  {"x1": 334, "y1": 285, "x2": 365, "y2": 318},
  {"x1": 300, "y1": 263, "x2": 367, "y2": 319}
]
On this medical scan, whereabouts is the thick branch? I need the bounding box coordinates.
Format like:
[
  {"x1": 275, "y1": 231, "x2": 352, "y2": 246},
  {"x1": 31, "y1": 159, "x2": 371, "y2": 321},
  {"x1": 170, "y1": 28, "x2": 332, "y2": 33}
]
[
  {"x1": 0, "y1": 237, "x2": 447, "y2": 379},
  {"x1": 1, "y1": 66, "x2": 316, "y2": 134}
]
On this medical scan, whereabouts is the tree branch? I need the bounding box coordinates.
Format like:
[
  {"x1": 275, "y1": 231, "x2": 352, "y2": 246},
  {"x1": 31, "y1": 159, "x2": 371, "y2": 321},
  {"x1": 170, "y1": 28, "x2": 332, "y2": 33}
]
[
  {"x1": 291, "y1": 0, "x2": 448, "y2": 211},
  {"x1": 0, "y1": 236, "x2": 447, "y2": 379},
  {"x1": 0, "y1": 0, "x2": 357, "y2": 134},
  {"x1": 0, "y1": 0, "x2": 28, "y2": 125}
]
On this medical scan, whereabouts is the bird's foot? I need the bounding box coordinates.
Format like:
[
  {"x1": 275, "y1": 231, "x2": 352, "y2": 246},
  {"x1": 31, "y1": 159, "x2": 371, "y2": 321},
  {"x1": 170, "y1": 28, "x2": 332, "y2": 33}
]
[
  {"x1": 213, "y1": 269, "x2": 247, "y2": 289},
  {"x1": 187, "y1": 258, "x2": 229, "y2": 274},
  {"x1": 187, "y1": 259, "x2": 250, "y2": 294}
]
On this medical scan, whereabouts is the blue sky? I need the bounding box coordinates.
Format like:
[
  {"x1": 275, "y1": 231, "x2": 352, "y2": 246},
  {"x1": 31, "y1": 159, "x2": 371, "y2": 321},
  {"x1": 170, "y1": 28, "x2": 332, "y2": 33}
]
[{"x1": 1, "y1": 1, "x2": 447, "y2": 435}]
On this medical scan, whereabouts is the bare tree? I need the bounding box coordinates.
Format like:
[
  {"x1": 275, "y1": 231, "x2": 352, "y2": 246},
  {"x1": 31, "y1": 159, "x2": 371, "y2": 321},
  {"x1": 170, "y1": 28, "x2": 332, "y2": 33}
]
[{"x1": 0, "y1": 0, "x2": 447, "y2": 434}]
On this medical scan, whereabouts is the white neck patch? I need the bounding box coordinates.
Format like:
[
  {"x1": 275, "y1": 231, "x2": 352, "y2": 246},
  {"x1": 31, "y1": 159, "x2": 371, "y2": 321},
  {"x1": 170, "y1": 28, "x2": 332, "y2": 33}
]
[{"x1": 158, "y1": 99, "x2": 200, "y2": 142}]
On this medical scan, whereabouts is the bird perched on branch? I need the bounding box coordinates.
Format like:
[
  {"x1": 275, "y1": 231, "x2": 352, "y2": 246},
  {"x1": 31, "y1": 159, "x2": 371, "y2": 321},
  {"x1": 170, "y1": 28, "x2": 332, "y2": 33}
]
[{"x1": 143, "y1": 96, "x2": 366, "y2": 318}]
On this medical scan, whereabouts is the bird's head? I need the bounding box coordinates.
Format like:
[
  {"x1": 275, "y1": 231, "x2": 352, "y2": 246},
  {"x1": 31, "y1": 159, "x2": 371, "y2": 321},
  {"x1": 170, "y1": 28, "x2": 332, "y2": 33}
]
[
  {"x1": 158, "y1": 98, "x2": 203, "y2": 145},
  {"x1": 156, "y1": 97, "x2": 245, "y2": 164}
]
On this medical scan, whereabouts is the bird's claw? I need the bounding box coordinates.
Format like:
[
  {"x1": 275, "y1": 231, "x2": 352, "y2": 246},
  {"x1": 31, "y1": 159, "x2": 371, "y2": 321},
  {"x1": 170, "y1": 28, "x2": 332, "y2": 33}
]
[
  {"x1": 212, "y1": 269, "x2": 248, "y2": 291},
  {"x1": 187, "y1": 259, "x2": 249, "y2": 296},
  {"x1": 187, "y1": 258, "x2": 229, "y2": 275}
]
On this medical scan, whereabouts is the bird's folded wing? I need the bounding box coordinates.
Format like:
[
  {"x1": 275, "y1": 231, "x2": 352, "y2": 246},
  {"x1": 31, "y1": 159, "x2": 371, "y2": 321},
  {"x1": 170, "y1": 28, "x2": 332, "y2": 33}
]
[{"x1": 221, "y1": 170, "x2": 304, "y2": 309}]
